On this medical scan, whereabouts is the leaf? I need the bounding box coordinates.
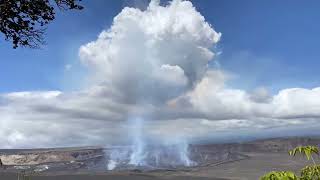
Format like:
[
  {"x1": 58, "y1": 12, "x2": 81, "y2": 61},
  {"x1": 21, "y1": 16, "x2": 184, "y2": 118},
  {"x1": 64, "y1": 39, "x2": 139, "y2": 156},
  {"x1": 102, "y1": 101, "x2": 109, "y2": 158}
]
[
  {"x1": 288, "y1": 146, "x2": 319, "y2": 161},
  {"x1": 301, "y1": 165, "x2": 320, "y2": 179},
  {"x1": 260, "y1": 171, "x2": 298, "y2": 180}
]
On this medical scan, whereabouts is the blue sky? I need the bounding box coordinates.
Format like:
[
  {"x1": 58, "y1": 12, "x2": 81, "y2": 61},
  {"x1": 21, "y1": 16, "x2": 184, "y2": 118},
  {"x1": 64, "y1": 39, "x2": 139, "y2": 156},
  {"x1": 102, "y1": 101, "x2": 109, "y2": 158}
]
[{"x1": 1, "y1": 0, "x2": 320, "y2": 93}]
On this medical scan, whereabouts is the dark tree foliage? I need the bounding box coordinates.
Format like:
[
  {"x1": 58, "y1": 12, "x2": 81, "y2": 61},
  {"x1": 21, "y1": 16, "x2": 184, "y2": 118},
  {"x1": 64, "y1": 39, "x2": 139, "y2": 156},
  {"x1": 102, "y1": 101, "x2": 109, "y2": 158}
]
[{"x1": 0, "y1": 0, "x2": 83, "y2": 48}]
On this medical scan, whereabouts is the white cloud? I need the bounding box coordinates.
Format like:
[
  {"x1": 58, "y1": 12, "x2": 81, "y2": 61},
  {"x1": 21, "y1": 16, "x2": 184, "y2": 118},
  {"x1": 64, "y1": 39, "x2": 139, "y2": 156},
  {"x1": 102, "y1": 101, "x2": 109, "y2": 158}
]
[
  {"x1": 1, "y1": 0, "x2": 320, "y2": 148},
  {"x1": 272, "y1": 87, "x2": 320, "y2": 118},
  {"x1": 79, "y1": 0, "x2": 221, "y2": 104},
  {"x1": 1, "y1": 83, "x2": 320, "y2": 148},
  {"x1": 185, "y1": 72, "x2": 320, "y2": 121}
]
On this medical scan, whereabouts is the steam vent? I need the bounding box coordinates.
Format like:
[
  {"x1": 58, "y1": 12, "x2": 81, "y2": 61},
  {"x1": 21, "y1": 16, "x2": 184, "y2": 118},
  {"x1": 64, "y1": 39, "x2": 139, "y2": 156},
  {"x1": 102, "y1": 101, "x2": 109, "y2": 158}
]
[{"x1": 0, "y1": 144, "x2": 248, "y2": 173}]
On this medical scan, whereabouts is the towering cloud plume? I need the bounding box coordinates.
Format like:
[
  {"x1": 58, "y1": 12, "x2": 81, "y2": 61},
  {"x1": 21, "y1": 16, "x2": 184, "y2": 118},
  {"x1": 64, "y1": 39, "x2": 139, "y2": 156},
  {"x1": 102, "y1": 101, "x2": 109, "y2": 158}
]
[
  {"x1": 1, "y1": 0, "x2": 320, "y2": 150},
  {"x1": 79, "y1": 0, "x2": 221, "y2": 104}
]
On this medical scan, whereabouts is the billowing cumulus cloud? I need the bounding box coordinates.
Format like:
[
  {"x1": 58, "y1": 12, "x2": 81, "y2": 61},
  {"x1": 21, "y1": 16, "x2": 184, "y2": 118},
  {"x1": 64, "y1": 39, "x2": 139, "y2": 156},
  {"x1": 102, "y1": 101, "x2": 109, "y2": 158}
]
[
  {"x1": 79, "y1": 0, "x2": 221, "y2": 104},
  {"x1": 1, "y1": 0, "x2": 320, "y2": 148}
]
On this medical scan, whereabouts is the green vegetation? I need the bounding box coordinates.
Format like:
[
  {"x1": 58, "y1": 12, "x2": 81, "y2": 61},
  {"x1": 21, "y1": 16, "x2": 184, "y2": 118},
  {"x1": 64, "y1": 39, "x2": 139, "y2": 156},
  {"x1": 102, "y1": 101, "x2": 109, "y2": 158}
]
[
  {"x1": 260, "y1": 171, "x2": 298, "y2": 180},
  {"x1": 260, "y1": 146, "x2": 320, "y2": 180},
  {"x1": 289, "y1": 146, "x2": 319, "y2": 164}
]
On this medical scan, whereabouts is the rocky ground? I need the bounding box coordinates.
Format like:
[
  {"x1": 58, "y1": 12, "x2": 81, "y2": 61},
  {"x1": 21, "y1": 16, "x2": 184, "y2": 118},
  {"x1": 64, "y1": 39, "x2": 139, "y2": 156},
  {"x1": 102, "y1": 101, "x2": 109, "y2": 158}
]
[{"x1": 1, "y1": 136, "x2": 320, "y2": 180}]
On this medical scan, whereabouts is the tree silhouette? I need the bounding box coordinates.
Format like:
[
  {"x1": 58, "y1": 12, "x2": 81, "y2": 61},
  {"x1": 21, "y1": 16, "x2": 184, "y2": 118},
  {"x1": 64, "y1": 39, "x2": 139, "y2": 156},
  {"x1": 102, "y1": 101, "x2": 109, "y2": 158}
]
[{"x1": 0, "y1": 0, "x2": 83, "y2": 49}]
